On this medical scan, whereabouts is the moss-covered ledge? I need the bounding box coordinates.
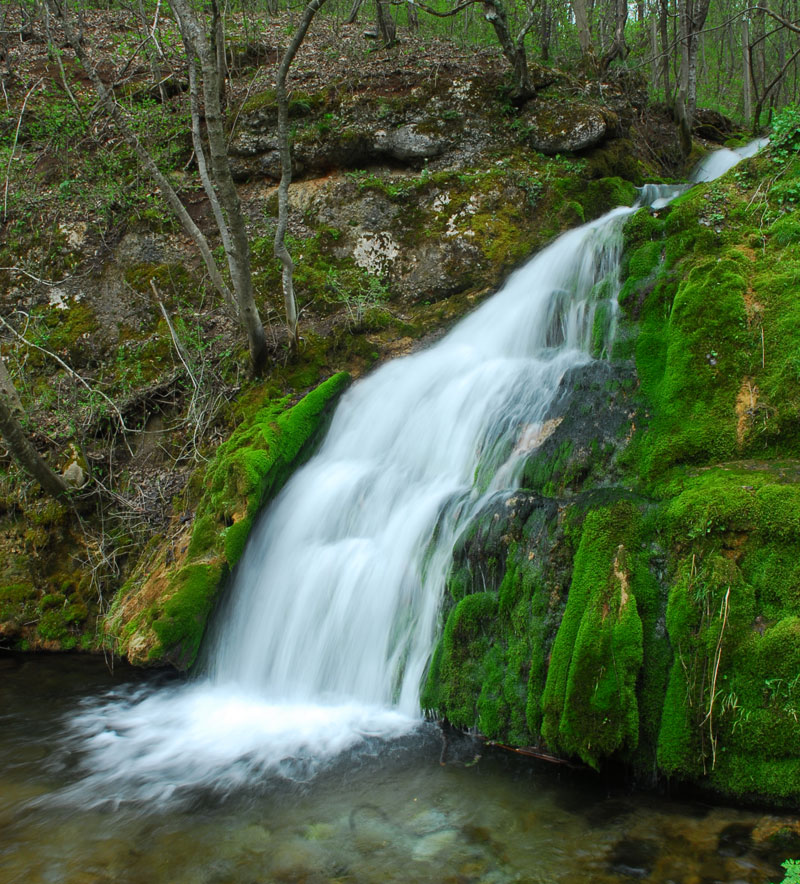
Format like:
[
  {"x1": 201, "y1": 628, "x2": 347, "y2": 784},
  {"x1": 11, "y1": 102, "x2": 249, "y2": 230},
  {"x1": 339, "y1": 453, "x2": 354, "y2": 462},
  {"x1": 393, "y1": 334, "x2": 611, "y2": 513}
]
[{"x1": 104, "y1": 371, "x2": 351, "y2": 669}]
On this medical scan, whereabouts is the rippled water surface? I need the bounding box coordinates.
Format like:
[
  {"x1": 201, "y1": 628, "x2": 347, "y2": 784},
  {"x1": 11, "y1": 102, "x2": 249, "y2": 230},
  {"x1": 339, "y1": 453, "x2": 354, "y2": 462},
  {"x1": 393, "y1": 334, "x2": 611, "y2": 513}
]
[{"x1": 2, "y1": 655, "x2": 798, "y2": 884}]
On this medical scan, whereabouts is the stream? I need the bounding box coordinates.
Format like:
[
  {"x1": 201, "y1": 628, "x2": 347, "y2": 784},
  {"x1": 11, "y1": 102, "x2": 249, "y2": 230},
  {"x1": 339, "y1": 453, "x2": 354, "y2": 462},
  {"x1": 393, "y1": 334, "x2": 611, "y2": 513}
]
[{"x1": 2, "y1": 655, "x2": 796, "y2": 884}]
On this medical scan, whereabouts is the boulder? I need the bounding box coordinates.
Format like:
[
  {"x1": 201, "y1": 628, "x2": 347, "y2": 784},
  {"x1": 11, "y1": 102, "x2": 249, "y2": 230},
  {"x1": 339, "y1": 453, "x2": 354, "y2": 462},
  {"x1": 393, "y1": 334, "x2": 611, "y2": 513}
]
[
  {"x1": 523, "y1": 103, "x2": 611, "y2": 154},
  {"x1": 374, "y1": 125, "x2": 446, "y2": 163}
]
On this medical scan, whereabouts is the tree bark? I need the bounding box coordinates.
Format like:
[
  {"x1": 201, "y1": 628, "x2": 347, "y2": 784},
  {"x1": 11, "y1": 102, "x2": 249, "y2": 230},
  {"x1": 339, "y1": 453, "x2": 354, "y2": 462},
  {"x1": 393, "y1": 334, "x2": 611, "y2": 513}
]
[
  {"x1": 573, "y1": 0, "x2": 593, "y2": 60},
  {"x1": 375, "y1": 0, "x2": 397, "y2": 47},
  {"x1": 345, "y1": 0, "x2": 364, "y2": 24},
  {"x1": 659, "y1": 0, "x2": 672, "y2": 106},
  {"x1": 482, "y1": 0, "x2": 535, "y2": 100},
  {"x1": 274, "y1": 0, "x2": 331, "y2": 352},
  {"x1": 742, "y1": 17, "x2": 752, "y2": 125},
  {"x1": 0, "y1": 393, "x2": 69, "y2": 499},
  {"x1": 600, "y1": 0, "x2": 628, "y2": 69},
  {"x1": 674, "y1": 0, "x2": 711, "y2": 156},
  {"x1": 539, "y1": 0, "x2": 551, "y2": 61},
  {"x1": 171, "y1": 0, "x2": 269, "y2": 375}
]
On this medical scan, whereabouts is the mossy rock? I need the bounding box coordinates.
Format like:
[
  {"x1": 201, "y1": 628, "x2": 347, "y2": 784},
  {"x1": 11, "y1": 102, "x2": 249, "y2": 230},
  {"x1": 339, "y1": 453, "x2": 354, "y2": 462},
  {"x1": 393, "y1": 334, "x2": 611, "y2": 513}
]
[{"x1": 105, "y1": 372, "x2": 351, "y2": 669}]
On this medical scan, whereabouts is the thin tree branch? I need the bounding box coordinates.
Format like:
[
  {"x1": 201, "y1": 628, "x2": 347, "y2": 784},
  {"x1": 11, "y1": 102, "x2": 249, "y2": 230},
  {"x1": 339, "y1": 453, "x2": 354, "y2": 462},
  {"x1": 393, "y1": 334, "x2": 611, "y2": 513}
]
[
  {"x1": 3, "y1": 78, "x2": 41, "y2": 223},
  {"x1": 0, "y1": 314, "x2": 136, "y2": 447}
]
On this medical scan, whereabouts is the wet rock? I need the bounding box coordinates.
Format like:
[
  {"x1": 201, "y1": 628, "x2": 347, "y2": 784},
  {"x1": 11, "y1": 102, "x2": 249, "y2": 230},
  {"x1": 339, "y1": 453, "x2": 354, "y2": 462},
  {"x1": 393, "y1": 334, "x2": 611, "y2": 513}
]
[
  {"x1": 608, "y1": 838, "x2": 659, "y2": 879},
  {"x1": 717, "y1": 822, "x2": 755, "y2": 858},
  {"x1": 268, "y1": 839, "x2": 327, "y2": 881},
  {"x1": 412, "y1": 827, "x2": 460, "y2": 859},
  {"x1": 693, "y1": 108, "x2": 735, "y2": 143},
  {"x1": 409, "y1": 809, "x2": 450, "y2": 836},
  {"x1": 582, "y1": 797, "x2": 636, "y2": 828}
]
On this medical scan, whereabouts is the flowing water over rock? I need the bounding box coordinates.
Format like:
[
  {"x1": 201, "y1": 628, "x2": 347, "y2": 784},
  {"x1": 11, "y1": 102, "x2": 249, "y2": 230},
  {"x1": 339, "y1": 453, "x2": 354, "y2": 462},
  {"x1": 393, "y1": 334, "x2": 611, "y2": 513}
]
[
  {"x1": 17, "y1": 145, "x2": 767, "y2": 803},
  {"x1": 690, "y1": 137, "x2": 770, "y2": 183},
  {"x1": 61, "y1": 198, "x2": 645, "y2": 803}
]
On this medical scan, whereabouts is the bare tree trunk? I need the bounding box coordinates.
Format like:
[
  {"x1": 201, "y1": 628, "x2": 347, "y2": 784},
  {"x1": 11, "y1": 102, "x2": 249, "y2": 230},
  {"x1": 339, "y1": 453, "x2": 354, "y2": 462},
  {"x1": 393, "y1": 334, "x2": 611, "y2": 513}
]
[
  {"x1": 573, "y1": 0, "x2": 593, "y2": 60},
  {"x1": 345, "y1": 0, "x2": 363, "y2": 24},
  {"x1": 539, "y1": 0, "x2": 551, "y2": 61},
  {"x1": 753, "y1": 44, "x2": 800, "y2": 131},
  {"x1": 170, "y1": 0, "x2": 269, "y2": 375},
  {"x1": 742, "y1": 16, "x2": 752, "y2": 124},
  {"x1": 0, "y1": 392, "x2": 69, "y2": 499},
  {"x1": 375, "y1": 0, "x2": 397, "y2": 46},
  {"x1": 211, "y1": 0, "x2": 227, "y2": 107},
  {"x1": 600, "y1": 0, "x2": 628, "y2": 69},
  {"x1": 407, "y1": 0, "x2": 419, "y2": 32},
  {"x1": 274, "y1": 0, "x2": 331, "y2": 352},
  {"x1": 482, "y1": 0, "x2": 535, "y2": 100},
  {"x1": 659, "y1": 0, "x2": 672, "y2": 106},
  {"x1": 650, "y1": 14, "x2": 660, "y2": 94},
  {"x1": 674, "y1": 0, "x2": 710, "y2": 156}
]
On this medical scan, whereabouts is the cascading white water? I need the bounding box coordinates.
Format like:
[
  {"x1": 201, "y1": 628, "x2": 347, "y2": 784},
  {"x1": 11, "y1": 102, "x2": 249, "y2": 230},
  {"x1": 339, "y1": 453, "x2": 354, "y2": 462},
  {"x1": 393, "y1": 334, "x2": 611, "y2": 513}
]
[
  {"x1": 690, "y1": 137, "x2": 770, "y2": 182},
  {"x1": 208, "y1": 207, "x2": 633, "y2": 714},
  {"x1": 57, "y1": 142, "x2": 767, "y2": 805}
]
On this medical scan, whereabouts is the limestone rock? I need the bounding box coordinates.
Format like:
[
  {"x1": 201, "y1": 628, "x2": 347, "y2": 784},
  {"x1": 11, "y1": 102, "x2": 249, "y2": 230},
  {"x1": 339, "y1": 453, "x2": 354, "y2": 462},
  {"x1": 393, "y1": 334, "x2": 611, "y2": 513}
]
[
  {"x1": 62, "y1": 461, "x2": 87, "y2": 488},
  {"x1": 374, "y1": 125, "x2": 446, "y2": 163},
  {"x1": 523, "y1": 104, "x2": 610, "y2": 155}
]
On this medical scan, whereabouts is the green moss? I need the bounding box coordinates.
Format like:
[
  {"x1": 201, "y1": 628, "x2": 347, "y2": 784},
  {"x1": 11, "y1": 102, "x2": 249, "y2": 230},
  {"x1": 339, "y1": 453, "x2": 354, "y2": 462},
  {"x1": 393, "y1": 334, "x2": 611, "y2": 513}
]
[
  {"x1": 186, "y1": 514, "x2": 219, "y2": 558},
  {"x1": 521, "y1": 440, "x2": 573, "y2": 496},
  {"x1": 577, "y1": 177, "x2": 637, "y2": 218},
  {"x1": 421, "y1": 591, "x2": 499, "y2": 729},
  {"x1": 540, "y1": 502, "x2": 644, "y2": 765},
  {"x1": 651, "y1": 466, "x2": 800, "y2": 799},
  {"x1": 626, "y1": 249, "x2": 752, "y2": 476},
  {"x1": 0, "y1": 583, "x2": 38, "y2": 622},
  {"x1": 32, "y1": 302, "x2": 98, "y2": 363},
  {"x1": 585, "y1": 140, "x2": 644, "y2": 184},
  {"x1": 150, "y1": 562, "x2": 223, "y2": 668},
  {"x1": 138, "y1": 372, "x2": 351, "y2": 669},
  {"x1": 239, "y1": 88, "x2": 327, "y2": 118}
]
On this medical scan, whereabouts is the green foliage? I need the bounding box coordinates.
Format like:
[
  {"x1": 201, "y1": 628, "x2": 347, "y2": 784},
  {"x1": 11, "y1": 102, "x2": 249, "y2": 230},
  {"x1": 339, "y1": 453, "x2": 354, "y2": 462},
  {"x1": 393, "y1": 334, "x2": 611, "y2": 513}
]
[
  {"x1": 770, "y1": 105, "x2": 800, "y2": 166},
  {"x1": 775, "y1": 859, "x2": 800, "y2": 884},
  {"x1": 325, "y1": 268, "x2": 390, "y2": 329}
]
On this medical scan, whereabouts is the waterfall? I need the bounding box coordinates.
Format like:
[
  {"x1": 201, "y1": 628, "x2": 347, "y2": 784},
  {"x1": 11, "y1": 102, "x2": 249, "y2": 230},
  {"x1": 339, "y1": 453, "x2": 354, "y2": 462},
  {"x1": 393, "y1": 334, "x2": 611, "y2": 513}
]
[
  {"x1": 207, "y1": 206, "x2": 635, "y2": 713},
  {"x1": 690, "y1": 137, "x2": 769, "y2": 183},
  {"x1": 57, "y1": 144, "x2": 766, "y2": 805}
]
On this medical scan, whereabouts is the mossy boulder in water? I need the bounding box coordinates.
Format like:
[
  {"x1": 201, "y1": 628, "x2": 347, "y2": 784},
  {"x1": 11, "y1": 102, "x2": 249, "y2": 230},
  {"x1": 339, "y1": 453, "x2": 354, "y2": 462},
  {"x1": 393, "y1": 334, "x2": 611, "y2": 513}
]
[{"x1": 105, "y1": 372, "x2": 350, "y2": 669}]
